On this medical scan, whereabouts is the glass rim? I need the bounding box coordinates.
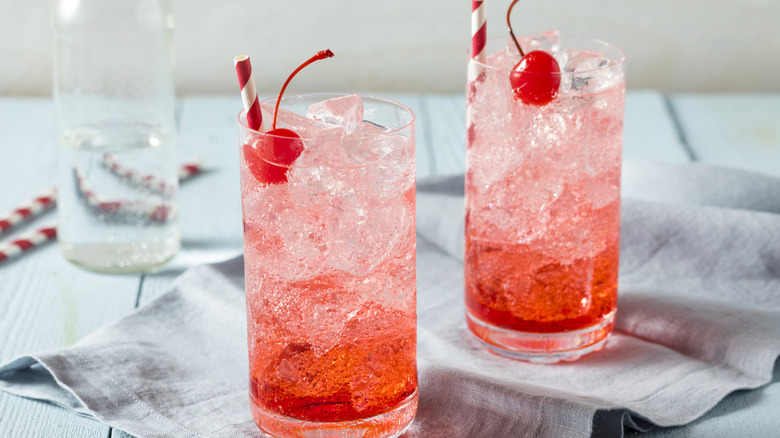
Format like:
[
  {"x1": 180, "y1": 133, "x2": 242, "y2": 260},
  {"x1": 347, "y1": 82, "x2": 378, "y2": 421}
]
[
  {"x1": 469, "y1": 35, "x2": 626, "y2": 75},
  {"x1": 237, "y1": 92, "x2": 416, "y2": 140},
  {"x1": 238, "y1": 92, "x2": 415, "y2": 170}
]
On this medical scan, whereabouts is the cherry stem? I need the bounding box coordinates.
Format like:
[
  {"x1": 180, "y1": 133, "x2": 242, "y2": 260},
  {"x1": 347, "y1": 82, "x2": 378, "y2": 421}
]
[
  {"x1": 506, "y1": 0, "x2": 525, "y2": 57},
  {"x1": 272, "y1": 49, "x2": 335, "y2": 130}
]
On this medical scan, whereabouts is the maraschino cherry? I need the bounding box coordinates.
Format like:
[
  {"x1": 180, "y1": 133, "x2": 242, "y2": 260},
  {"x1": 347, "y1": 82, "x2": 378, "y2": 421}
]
[
  {"x1": 244, "y1": 49, "x2": 335, "y2": 184},
  {"x1": 506, "y1": 0, "x2": 560, "y2": 106}
]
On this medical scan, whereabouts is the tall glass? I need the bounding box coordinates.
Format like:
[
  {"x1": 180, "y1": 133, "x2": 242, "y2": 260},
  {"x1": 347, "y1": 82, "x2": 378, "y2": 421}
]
[
  {"x1": 238, "y1": 94, "x2": 417, "y2": 438},
  {"x1": 465, "y1": 35, "x2": 626, "y2": 363}
]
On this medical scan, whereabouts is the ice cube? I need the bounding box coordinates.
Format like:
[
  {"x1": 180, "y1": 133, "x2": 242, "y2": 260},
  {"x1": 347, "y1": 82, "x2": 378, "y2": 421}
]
[
  {"x1": 504, "y1": 259, "x2": 593, "y2": 322},
  {"x1": 349, "y1": 365, "x2": 377, "y2": 413},
  {"x1": 264, "y1": 104, "x2": 321, "y2": 139},
  {"x1": 469, "y1": 246, "x2": 594, "y2": 323},
  {"x1": 534, "y1": 187, "x2": 616, "y2": 262},
  {"x1": 300, "y1": 293, "x2": 364, "y2": 354},
  {"x1": 345, "y1": 124, "x2": 414, "y2": 199},
  {"x1": 376, "y1": 264, "x2": 416, "y2": 313},
  {"x1": 565, "y1": 49, "x2": 609, "y2": 72},
  {"x1": 304, "y1": 95, "x2": 372, "y2": 168},
  {"x1": 292, "y1": 125, "x2": 347, "y2": 168},
  {"x1": 525, "y1": 30, "x2": 561, "y2": 53},
  {"x1": 580, "y1": 179, "x2": 619, "y2": 210},
  {"x1": 307, "y1": 94, "x2": 364, "y2": 135},
  {"x1": 278, "y1": 207, "x2": 328, "y2": 269},
  {"x1": 243, "y1": 186, "x2": 329, "y2": 282},
  {"x1": 560, "y1": 49, "x2": 617, "y2": 94},
  {"x1": 367, "y1": 145, "x2": 415, "y2": 199},
  {"x1": 326, "y1": 197, "x2": 408, "y2": 276},
  {"x1": 580, "y1": 68, "x2": 619, "y2": 94},
  {"x1": 344, "y1": 120, "x2": 396, "y2": 164},
  {"x1": 274, "y1": 342, "x2": 310, "y2": 383}
]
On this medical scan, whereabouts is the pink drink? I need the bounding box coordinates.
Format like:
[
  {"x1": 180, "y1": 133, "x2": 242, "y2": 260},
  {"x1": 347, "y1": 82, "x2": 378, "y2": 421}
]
[
  {"x1": 465, "y1": 33, "x2": 626, "y2": 362},
  {"x1": 238, "y1": 94, "x2": 417, "y2": 438}
]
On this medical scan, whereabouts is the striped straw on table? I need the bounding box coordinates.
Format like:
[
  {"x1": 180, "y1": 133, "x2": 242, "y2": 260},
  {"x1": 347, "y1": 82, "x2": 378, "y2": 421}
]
[
  {"x1": 178, "y1": 159, "x2": 204, "y2": 180},
  {"x1": 0, "y1": 224, "x2": 57, "y2": 263},
  {"x1": 0, "y1": 187, "x2": 56, "y2": 235}
]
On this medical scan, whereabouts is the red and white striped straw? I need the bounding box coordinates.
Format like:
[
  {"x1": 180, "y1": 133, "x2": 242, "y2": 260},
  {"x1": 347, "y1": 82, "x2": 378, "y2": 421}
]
[
  {"x1": 100, "y1": 155, "x2": 203, "y2": 197},
  {"x1": 0, "y1": 187, "x2": 56, "y2": 235},
  {"x1": 73, "y1": 167, "x2": 173, "y2": 224},
  {"x1": 0, "y1": 224, "x2": 56, "y2": 263},
  {"x1": 178, "y1": 158, "x2": 204, "y2": 181},
  {"x1": 101, "y1": 154, "x2": 172, "y2": 196},
  {"x1": 471, "y1": 0, "x2": 487, "y2": 63},
  {"x1": 74, "y1": 158, "x2": 203, "y2": 225},
  {"x1": 467, "y1": 0, "x2": 488, "y2": 145},
  {"x1": 234, "y1": 55, "x2": 264, "y2": 131}
]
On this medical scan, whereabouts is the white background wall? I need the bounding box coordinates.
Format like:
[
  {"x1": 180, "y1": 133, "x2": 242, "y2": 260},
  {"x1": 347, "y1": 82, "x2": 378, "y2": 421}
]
[{"x1": 0, "y1": 0, "x2": 777, "y2": 96}]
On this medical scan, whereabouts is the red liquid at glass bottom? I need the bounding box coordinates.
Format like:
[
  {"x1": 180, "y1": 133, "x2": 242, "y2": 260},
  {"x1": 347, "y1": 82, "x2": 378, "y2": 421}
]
[
  {"x1": 464, "y1": 203, "x2": 620, "y2": 363},
  {"x1": 248, "y1": 292, "x2": 418, "y2": 438}
]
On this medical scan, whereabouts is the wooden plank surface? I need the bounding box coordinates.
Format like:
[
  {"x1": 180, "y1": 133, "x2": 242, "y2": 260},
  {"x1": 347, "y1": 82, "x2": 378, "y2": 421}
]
[
  {"x1": 670, "y1": 94, "x2": 780, "y2": 176},
  {"x1": 423, "y1": 94, "x2": 467, "y2": 175},
  {"x1": 623, "y1": 90, "x2": 692, "y2": 163}
]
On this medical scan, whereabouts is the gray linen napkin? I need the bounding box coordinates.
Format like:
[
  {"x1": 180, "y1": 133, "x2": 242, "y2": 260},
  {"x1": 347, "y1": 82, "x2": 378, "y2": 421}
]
[{"x1": 2, "y1": 161, "x2": 780, "y2": 438}]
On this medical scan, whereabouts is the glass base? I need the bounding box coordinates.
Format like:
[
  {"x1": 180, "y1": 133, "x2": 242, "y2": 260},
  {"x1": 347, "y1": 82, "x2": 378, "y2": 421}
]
[
  {"x1": 466, "y1": 311, "x2": 615, "y2": 363},
  {"x1": 61, "y1": 240, "x2": 179, "y2": 274},
  {"x1": 251, "y1": 391, "x2": 418, "y2": 438}
]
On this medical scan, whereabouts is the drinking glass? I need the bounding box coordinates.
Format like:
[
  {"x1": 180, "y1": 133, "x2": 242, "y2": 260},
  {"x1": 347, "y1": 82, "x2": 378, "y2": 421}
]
[
  {"x1": 238, "y1": 93, "x2": 417, "y2": 437},
  {"x1": 465, "y1": 35, "x2": 626, "y2": 363}
]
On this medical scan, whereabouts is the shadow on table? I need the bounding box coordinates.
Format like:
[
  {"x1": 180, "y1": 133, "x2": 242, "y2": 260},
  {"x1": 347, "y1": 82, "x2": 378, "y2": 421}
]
[{"x1": 151, "y1": 238, "x2": 242, "y2": 276}]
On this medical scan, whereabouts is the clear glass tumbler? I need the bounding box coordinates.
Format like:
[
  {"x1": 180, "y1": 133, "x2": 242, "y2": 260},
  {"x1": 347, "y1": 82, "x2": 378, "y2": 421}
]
[
  {"x1": 238, "y1": 94, "x2": 417, "y2": 438},
  {"x1": 465, "y1": 35, "x2": 626, "y2": 363},
  {"x1": 52, "y1": 0, "x2": 179, "y2": 273}
]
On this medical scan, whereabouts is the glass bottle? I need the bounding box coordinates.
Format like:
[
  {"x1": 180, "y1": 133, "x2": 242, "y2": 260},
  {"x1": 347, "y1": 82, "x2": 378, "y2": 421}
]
[{"x1": 52, "y1": 0, "x2": 180, "y2": 273}]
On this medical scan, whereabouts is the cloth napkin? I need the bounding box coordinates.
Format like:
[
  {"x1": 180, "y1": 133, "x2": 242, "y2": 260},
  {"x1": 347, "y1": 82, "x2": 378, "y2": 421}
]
[{"x1": 2, "y1": 161, "x2": 780, "y2": 438}]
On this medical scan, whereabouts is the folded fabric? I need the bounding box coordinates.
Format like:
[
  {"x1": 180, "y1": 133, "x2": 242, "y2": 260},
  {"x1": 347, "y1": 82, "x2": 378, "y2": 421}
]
[{"x1": 1, "y1": 161, "x2": 779, "y2": 438}]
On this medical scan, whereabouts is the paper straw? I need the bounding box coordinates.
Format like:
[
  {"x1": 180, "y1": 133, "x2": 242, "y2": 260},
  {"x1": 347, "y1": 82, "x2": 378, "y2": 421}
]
[
  {"x1": 100, "y1": 155, "x2": 203, "y2": 196},
  {"x1": 0, "y1": 187, "x2": 56, "y2": 235},
  {"x1": 101, "y1": 154, "x2": 173, "y2": 196},
  {"x1": 178, "y1": 159, "x2": 204, "y2": 181},
  {"x1": 468, "y1": 0, "x2": 488, "y2": 83},
  {"x1": 76, "y1": 156, "x2": 204, "y2": 224},
  {"x1": 467, "y1": 1, "x2": 488, "y2": 144},
  {"x1": 0, "y1": 224, "x2": 56, "y2": 263},
  {"x1": 73, "y1": 167, "x2": 173, "y2": 225},
  {"x1": 471, "y1": 0, "x2": 487, "y2": 63},
  {"x1": 234, "y1": 55, "x2": 264, "y2": 131}
]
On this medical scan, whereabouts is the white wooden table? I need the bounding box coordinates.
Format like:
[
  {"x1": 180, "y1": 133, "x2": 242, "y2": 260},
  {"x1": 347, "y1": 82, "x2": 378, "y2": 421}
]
[{"x1": 1, "y1": 92, "x2": 779, "y2": 437}]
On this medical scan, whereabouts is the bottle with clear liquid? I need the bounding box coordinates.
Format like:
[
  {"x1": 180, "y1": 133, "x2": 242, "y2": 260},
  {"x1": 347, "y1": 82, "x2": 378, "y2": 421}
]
[{"x1": 52, "y1": 0, "x2": 180, "y2": 273}]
